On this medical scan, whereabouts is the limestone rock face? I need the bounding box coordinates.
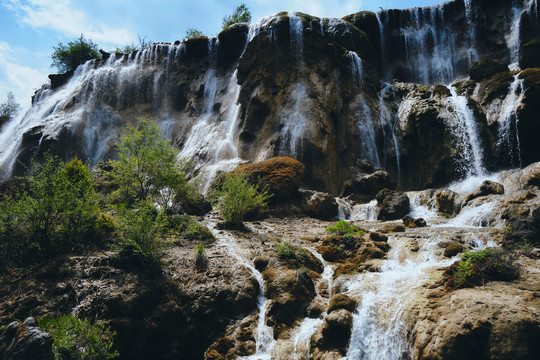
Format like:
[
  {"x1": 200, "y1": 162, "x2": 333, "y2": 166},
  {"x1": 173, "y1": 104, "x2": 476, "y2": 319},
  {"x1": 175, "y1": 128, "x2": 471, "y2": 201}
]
[
  {"x1": 0, "y1": 318, "x2": 53, "y2": 360},
  {"x1": 415, "y1": 282, "x2": 540, "y2": 360},
  {"x1": 468, "y1": 59, "x2": 508, "y2": 81},
  {"x1": 311, "y1": 309, "x2": 353, "y2": 357}
]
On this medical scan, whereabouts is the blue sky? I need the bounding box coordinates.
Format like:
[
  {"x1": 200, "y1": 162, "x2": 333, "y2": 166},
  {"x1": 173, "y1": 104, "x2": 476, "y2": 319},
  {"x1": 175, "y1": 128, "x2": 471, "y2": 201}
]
[{"x1": 0, "y1": 0, "x2": 444, "y2": 109}]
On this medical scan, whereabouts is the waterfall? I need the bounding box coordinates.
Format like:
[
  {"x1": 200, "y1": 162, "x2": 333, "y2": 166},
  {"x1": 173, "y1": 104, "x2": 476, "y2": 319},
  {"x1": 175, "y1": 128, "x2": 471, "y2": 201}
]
[
  {"x1": 378, "y1": 82, "x2": 401, "y2": 180},
  {"x1": 447, "y1": 85, "x2": 486, "y2": 178},
  {"x1": 497, "y1": 74, "x2": 524, "y2": 167},
  {"x1": 508, "y1": 0, "x2": 539, "y2": 68},
  {"x1": 348, "y1": 52, "x2": 381, "y2": 168},
  {"x1": 289, "y1": 12, "x2": 304, "y2": 56},
  {"x1": 279, "y1": 83, "x2": 309, "y2": 159}
]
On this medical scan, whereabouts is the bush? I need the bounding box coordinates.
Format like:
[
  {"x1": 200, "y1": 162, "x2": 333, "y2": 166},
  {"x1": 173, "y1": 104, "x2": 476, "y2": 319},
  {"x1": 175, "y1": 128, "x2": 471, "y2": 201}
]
[
  {"x1": 185, "y1": 220, "x2": 214, "y2": 241},
  {"x1": 51, "y1": 34, "x2": 101, "y2": 73},
  {"x1": 113, "y1": 35, "x2": 152, "y2": 54},
  {"x1": 326, "y1": 220, "x2": 364, "y2": 237},
  {"x1": 39, "y1": 314, "x2": 118, "y2": 360},
  {"x1": 212, "y1": 171, "x2": 271, "y2": 226},
  {"x1": 222, "y1": 4, "x2": 252, "y2": 29},
  {"x1": 275, "y1": 240, "x2": 308, "y2": 267},
  {"x1": 194, "y1": 243, "x2": 208, "y2": 268},
  {"x1": 185, "y1": 28, "x2": 204, "y2": 38},
  {"x1": 0, "y1": 156, "x2": 99, "y2": 268},
  {"x1": 453, "y1": 248, "x2": 519, "y2": 287},
  {"x1": 117, "y1": 202, "x2": 166, "y2": 263}
]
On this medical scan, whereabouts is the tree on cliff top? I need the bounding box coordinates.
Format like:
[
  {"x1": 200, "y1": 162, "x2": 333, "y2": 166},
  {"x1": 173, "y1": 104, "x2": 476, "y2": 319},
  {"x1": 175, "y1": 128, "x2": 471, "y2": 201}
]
[
  {"x1": 0, "y1": 91, "x2": 20, "y2": 123},
  {"x1": 51, "y1": 34, "x2": 101, "y2": 73},
  {"x1": 222, "y1": 4, "x2": 252, "y2": 29}
]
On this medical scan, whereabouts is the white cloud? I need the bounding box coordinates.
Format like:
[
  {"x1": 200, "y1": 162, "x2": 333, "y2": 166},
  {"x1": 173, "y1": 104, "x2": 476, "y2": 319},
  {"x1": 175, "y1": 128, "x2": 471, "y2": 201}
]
[
  {"x1": 5, "y1": 0, "x2": 136, "y2": 46},
  {"x1": 0, "y1": 41, "x2": 48, "y2": 108}
]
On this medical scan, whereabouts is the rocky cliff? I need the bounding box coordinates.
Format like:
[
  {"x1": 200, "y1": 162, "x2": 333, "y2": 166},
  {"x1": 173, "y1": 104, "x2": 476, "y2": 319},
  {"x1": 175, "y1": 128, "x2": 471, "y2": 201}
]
[{"x1": 1, "y1": 0, "x2": 539, "y2": 195}]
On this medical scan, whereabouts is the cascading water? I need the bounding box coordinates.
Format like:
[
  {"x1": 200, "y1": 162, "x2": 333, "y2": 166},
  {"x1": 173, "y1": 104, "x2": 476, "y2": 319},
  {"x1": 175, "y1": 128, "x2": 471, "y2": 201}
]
[
  {"x1": 343, "y1": 225, "x2": 499, "y2": 359},
  {"x1": 378, "y1": 82, "x2": 401, "y2": 179},
  {"x1": 507, "y1": 0, "x2": 539, "y2": 68},
  {"x1": 279, "y1": 83, "x2": 309, "y2": 159},
  {"x1": 396, "y1": 3, "x2": 478, "y2": 84},
  {"x1": 447, "y1": 85, "x2": 486, "y2": 178},
  {"x1": 207, "y1": 221, "x2": 275, "y2": 359},
  {"x1": 497, "y1": 74, "x2": 524, "y2": 167},
  {"x1": 348, "y1": 52, "x2": 381, "y2": 168}
]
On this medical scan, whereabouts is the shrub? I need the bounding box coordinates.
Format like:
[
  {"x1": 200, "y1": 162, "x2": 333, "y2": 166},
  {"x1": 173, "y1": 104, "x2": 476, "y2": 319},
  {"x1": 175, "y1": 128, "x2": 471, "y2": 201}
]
[
  {"x1": 212, "y1": 171, "x2": 271, "y2": 226},
  {"x1": 113, "y1": 35, "x2": 152, "y2": 54},
  {"x1": 453, "y1": 248, "x2": 519, "y2": 287},
  {"x1": 185, "y1": 28, "x2": 204, "y2": 38},
  {"x1": 222, "y1": 4, "x2": 252, "y2": 29},
  {"x1": 117, "y1": 202, "x2": 166, "y2": 263},
  {"x1": 275, "y1": 240, "x2": 308, "y2": 267},
  {"x1": 185, "y1": 220, "x2": 214, "y2": 241},
  {"x1": 326, "y1": 220, "x2": 364, "y2": 237},
  {"x1": 51, "y1": 34, "x2": 101, "y2": 73},
  {"x1": 194, "y1": 243, "x2": 208, "y2": 268},
  {"x1": 0, "y1": 156, "x2": 99, "y2": 267},
  {"x1": 39, "y1": 314, "x2": 118, "y2": 360}
]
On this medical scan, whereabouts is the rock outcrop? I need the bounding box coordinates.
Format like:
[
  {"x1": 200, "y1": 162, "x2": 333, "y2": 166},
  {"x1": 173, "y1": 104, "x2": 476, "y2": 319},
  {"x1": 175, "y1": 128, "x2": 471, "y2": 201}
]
[{"x1": 0, "y1": 318, "x2": 53, "y2": 360}]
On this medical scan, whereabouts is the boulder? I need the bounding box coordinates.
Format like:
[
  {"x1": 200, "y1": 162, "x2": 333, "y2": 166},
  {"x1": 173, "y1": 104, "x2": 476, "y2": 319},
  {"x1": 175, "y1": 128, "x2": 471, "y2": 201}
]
[
  {"x1": 444, "y1": 242, "x2": 465, "y2": 258},
  {"x1": 300, "y1": 190, "x2": 339, "y2": 220},
  {"x1": 519, "y1": 39, "x2": 540, "y2": 69},
  {"x1": 376, "y1": 189, "x2": 410, "y2": 220},
  {"x1": 434, "y1": 189, "x2": 462, "y2": 216},
  {"x1": 0, "y1": 317, "x2": 53, "y2": 360},
  {"x1": 464, "y1": 180, "x2": 504, "y2": 204},
  {"x1": 233, "y1": 157, "x2": 305, "y2": 201},
  {"x1": 311, "y1": 309, "x2": 353, "y2": 355},
  {"x1": 253, "y1": 256, "x2": 269, "y2": 271},
  {"x1": 468, "y1": 59, "x2": 508, "y2": 81},
  {"x1": 327, "y1": 294, "x2": 357, "y2": 313},
  {"x1": 402, "y1": 216, "x2": 427, "y2": 228},
  {"x1": 341, "y1": 170, "x2": 394, "y2": 202},
  {"x1": 262, "y1": 267, "x2": 316, "y2": 337},
  {"x1": 503, "y1": 207, "x2": 540, "y2": 248}
]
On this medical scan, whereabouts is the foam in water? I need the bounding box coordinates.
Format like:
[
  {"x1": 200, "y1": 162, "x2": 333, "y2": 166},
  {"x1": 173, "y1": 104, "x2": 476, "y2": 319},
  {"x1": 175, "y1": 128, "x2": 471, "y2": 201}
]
[
  {"x1": 447, "y1": 172, "x2": 500, "y2": 194},
  {"x1": 407, "y1": 192, "x2": 438, "y2": 220}
]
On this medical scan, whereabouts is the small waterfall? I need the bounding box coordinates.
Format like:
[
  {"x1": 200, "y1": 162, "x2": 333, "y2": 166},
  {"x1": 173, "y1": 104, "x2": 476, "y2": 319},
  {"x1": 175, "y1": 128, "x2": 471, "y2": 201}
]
[
  {"x1": 348, "y1": 52, "x2": 381, "y2": 168},
  {"x1": 337, "y1": 197, "x2": 354, "y2": 220},
  {"x1": 289, "y1": 12, "x2": 304, "y2": 57},
  {"x1": 343, "y1": 227, "x2": 498, "y2": 360},
  {"x1": 290, "y1": 248, "x2": 334, "y2": 359},
  {"x1": 447, "y1": 85, "x2": 486, "y2": 178},
  {"x1": 279, "y1": 83, "x2": 309, "y2": 159},
  {"x1": 208, "y1": 221, "x2": 275, "y2": 359},
  {"x1": 384, "y1": 2, "x2": 478, "y2": 84},
  {"x1": 349, "y1": 200, "x2": 379, "y2": 221},
  {"x1": 497, "y1": 74, "x2": 524, "y2": 167},
  {"x1": 378, "y1": 82, "x2": 401, "y2": 180},
  {"x1": 507, "y1": 0, "x2": 538, "y2": 69}
]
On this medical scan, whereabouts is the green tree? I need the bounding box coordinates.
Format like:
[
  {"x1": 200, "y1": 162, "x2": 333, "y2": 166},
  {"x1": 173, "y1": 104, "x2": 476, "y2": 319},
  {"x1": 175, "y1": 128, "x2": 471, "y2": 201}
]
[
  {"x1": 110, "y1": 117, "x2": 195, "y2": 209},
  {"x1": 51, "y1": 34, "x2": 101, "y2": 73},
  {"x1": 212, "y1": 171, "x2": 271, "y2": 226},
  {"x1": 0, "y1": 91, "x2": 20, "y2": 123},
  {"x1": 222, "y1": 4, "x2": 252, "y2": 29},
  {"x1": 185, "y1": 28, "x2": 204, "y2": 38}
]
